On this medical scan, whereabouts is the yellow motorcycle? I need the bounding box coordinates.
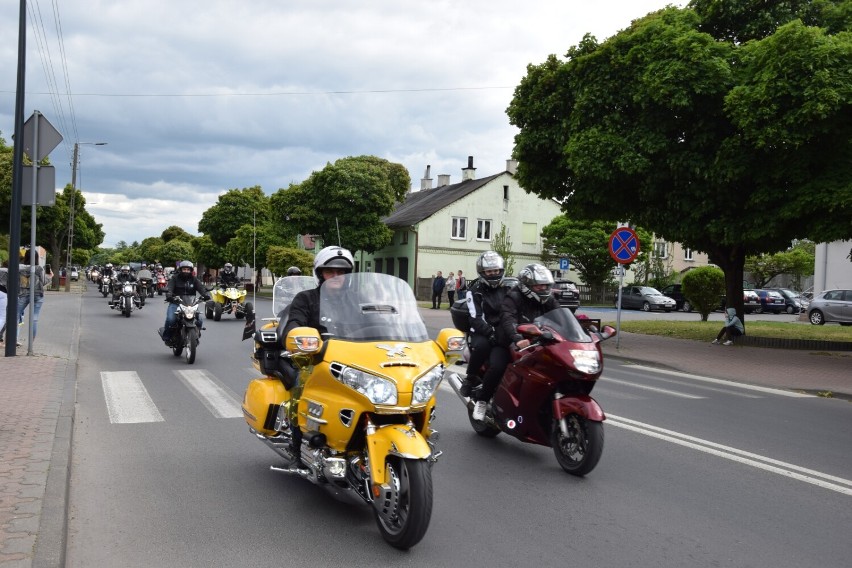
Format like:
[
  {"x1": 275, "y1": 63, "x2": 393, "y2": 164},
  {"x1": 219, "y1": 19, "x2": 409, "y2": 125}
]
[
  {"x1": 243, "y1": 273, "x2": 464, "y2": 549},
  {"x1": 206, "y1": 284, "x2": 253, "y2": 321}
]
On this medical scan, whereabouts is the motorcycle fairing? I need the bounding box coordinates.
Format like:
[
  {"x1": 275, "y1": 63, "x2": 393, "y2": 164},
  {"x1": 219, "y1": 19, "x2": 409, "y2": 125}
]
[
  {"x1": 552, "y1": 395, "x2": 605, "y2": 422},
  {"x1": 366, "y1": 424, "x2": 432, "y2": 485}
]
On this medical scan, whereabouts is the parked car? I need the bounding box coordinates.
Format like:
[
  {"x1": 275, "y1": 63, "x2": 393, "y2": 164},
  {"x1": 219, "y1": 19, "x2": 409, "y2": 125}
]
[
  {"x1": 616, "y1": 286, "x2": 676, "y2": 312},
  {"x1": 660, "y1": 284, "x2": 692, "y2": 312},
  {"x1": 765, "y1": 288, "x2": 809, "y2": 314},
  {"x1": 553, "y1": 280, "x2": 580, "y2": 312},
  {"x1": 753, "y1": 289, "x2": 787, "y2": 314},
  {"x1": 70, "y1": 267, "x2": 79, "y2": 281},
  {"x1": 807, "y1": 289, "x2": 852, "y2": 325},
  {"x1": 719, "y1": 290, "x2": 762, "y2": 313}
]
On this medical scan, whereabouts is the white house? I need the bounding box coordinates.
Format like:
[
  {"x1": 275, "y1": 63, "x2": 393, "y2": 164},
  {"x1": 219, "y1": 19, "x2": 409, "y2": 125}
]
[
  {"x1": 814, "y1": 240, "x2": 852, "y2": 293},
  {"x1": 358, "y1": 157, "x2": 565, "y2": 297}
]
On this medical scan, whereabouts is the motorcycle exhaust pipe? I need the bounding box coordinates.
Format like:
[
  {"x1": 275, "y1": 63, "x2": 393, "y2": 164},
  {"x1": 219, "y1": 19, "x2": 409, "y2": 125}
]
[{"x1": 445, "y1": 371, "x2": 468, "y2": 400}]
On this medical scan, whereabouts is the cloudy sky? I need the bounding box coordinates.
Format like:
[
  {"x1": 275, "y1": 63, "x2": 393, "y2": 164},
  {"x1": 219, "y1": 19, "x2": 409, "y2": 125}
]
[{"x1": 1, "y1": 0, "x2": 681, "y2": 248}]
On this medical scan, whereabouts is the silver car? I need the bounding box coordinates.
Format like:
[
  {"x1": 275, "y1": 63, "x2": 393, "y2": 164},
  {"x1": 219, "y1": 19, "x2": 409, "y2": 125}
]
[
  {"x1": 807, "y1": 289, "x2": 852, "y2": 325},
  {"x1": 617, "y1": 286, "x2": 677, "y2": 312}
]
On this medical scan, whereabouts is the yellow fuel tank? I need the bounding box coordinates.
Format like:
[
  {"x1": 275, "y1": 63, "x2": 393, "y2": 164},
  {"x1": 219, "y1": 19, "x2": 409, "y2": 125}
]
[{"x1": 242, "y1": 377, "x2": 290, "y2": 435}]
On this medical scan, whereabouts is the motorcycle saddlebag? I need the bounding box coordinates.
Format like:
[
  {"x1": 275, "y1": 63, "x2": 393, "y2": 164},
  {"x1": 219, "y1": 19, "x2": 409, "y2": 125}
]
[
  {"x1": 242, "y1": 378, "x2": 288, "y2": 436},
  {"x1": 450, "y1": 299, "x2": 470, "y2": 333}
]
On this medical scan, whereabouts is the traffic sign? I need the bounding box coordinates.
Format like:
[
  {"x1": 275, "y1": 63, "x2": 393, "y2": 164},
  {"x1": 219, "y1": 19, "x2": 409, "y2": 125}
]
[
  {"x1": 22, "y1": 111, "x2": 63, "y2": 162},
  {"x1": 609, "y1": 227, "x2": 640, "y2": 264},
  {"x1": 559, "y1": 258, "x2": 570, "y2": 270}
]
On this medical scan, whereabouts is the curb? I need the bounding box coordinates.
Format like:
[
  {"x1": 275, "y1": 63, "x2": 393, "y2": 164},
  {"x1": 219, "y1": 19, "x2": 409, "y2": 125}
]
[{"x1": 737, "y1": 336, "x2": 852, "y2": 351}]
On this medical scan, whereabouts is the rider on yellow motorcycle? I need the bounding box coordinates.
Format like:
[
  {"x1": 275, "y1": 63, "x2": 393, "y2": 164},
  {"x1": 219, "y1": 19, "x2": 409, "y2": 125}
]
[{"x1": 218, "y1": 262, "x2": 240, "y2": 288}]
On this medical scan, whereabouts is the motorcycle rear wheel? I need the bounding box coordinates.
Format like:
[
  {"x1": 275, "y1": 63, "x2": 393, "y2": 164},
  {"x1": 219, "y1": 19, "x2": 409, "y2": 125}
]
[
  {"x1": 186, "y1": 328, "x2": 198, "y2": 364},
  {"x1": 373, "y1": 457, "x2": 433, "y2": 550},
  {"x1": 467, "y1": 405, "x2": 501, "y2": 438},
  {"x1": 213, "y1": 302, "x2": 223, "y2": 321},
  {"x1": 551, "y1": 415, "x2": 603, "y2": 477}
]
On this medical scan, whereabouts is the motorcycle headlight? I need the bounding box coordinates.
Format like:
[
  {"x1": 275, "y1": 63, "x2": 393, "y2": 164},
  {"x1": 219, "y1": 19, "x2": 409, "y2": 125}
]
[
  {"x1": 183, "y1": 305, "x2": 198, "y2": 318},
  {"x1": 570, "y1": 350, "x2": 601, "y2": 374},
  {"x1": 412, "y1": 365, "x2": 444, "y2": 404},
  {"x1": 123, "y1": 284, "x2": 134, "y2": 293},
  {"x1": 336, "y1": 366, "x2": 397, "y2": 405}
]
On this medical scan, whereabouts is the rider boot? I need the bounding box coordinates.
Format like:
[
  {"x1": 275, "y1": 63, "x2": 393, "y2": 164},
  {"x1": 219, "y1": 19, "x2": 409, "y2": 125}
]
[{"x1": 459, "y1": 373, "x2": 481, "y2": 398}]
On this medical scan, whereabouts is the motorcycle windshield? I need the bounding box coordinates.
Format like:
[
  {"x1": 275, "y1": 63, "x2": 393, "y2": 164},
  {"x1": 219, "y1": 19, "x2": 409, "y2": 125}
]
[
  {"x1": 271, "y1": 276, "x2": 316, "y2": 317},
  {"x1": 319, "y1": 273, "x2": 428, "y2": 341},
  {"x1": 536, "y1": 308, "x2": 594, "y2": 343}
]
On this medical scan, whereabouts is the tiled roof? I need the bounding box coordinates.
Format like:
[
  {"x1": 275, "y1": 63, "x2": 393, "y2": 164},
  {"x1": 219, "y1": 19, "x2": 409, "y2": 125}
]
[{"x1": 383, "y1": 172, "x2": 503, "y2": 228}]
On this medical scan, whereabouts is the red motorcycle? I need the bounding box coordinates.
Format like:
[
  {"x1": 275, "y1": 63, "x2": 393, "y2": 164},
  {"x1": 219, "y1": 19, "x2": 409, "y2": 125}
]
[
  {"x1": 446, "y1": 309, "x2": 616, "y2": 476},
  {"x1": 155, "y1": 271, "x2": 168, "y2": 295}
]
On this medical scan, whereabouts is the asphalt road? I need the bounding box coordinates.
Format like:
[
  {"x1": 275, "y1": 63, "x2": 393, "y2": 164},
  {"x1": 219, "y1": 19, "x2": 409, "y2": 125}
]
[{"x1": 67, "y1": 289, "x2": 852, "y2": 567}]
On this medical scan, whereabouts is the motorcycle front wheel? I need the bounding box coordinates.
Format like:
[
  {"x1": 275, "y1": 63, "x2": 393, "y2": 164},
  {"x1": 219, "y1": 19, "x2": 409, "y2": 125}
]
[
  {"x1": 551, "y1": 415, "x2": 603, "y2": 476},
  {"x1": 373, "y1": 457, "x2": 433, "y2": 550},
  {"x1": 185, "y1": 328, "x2": 198, "y2": 364}
]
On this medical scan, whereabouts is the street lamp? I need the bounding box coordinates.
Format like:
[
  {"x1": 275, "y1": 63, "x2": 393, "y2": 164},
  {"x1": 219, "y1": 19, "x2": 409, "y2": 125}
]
[{"x1": 65, "y1": 141, "x2": 107, "y2": 291}]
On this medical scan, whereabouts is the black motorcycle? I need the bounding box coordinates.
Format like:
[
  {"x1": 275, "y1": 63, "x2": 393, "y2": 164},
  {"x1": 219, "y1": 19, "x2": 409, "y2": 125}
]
[{"x1": 159, "y1": 296, "x2": 204, "y2": 364}]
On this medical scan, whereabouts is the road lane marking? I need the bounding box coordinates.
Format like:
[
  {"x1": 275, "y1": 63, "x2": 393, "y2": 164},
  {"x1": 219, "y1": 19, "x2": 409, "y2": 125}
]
[
  {"x1": 101, "y1": 371, "x2": 164, "y2": 424},
  {"x1": 624, "y1": 365, "x2": 814, "y2": 397},
  {"x1": 608, "y1": 368, "x2": 762, "y2": 398},
  {"x1": 608, "y1": 414, "x2": 852, "y2": 496},
  {"x1": 175, "y1": 369, "x2": 243, "y2": 418},
  {"x1": 602, "y1": 377, "x2": 705, "y2": 399}
]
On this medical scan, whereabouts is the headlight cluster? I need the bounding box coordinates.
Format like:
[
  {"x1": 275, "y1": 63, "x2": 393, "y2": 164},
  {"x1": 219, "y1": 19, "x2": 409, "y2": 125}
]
[
  {"x1": 337, "y1": 366, "x2": 398, "y2": 405},
  {"x1": 570, "y1": 350, "x2": 601, "y2": 374},
  {"x1": 412, "y1": 365, "x2": 443, "y2": 404}
]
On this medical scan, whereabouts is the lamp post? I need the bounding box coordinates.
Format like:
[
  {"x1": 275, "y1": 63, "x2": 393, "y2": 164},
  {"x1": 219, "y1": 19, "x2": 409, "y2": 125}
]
[{"x1": 65, "y1": 141, "x2": 107, "y2": 291}]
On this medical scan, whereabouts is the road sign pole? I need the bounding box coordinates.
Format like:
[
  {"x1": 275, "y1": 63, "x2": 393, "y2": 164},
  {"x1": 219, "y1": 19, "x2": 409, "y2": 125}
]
[
  {"x1": 25, "y1": 112, "x2": 40, "y2": 355},
  {"x1": 616, "y1": 267, "x2": 624, "y2": 349}
]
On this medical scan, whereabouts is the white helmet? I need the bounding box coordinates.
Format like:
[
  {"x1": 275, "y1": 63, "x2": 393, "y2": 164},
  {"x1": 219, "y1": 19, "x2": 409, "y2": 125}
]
[
  {"x1": 476, "y1": 251, "x2": 505, "y2": 288},
  {"x1": 223, "y1": 262, "x2": 233, "y2": 273},
  {"x1": 517, "y1": 263, "x2": 554, "y2": 304},
  {"x1": 313, "y1": 246, "x2": 354, "y2": 283}
]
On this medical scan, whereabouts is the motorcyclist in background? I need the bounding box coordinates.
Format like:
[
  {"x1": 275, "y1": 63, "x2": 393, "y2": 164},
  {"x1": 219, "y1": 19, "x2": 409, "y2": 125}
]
[
  {"x1": 279, "y1": 246, "x2": 355, "y2": 466},
  {"x1": 286, "y1": 266, "x2": 302, "y2": 276},
  {"x1": 218, "y1": 262, "x2": 240, "y2": 288},
  {"x1": 109, "y1": 265, "x2": 137, "y2": 307},
  {"x1": 460, "y1": 251, "x2": 510, "y2": 420},
  {"x1": 161, "y1": 260, "x2": 211, "y2": 344}
]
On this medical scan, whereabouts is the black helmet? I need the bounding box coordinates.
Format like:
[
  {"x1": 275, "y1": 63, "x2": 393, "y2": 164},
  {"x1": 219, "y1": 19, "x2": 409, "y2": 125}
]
[
  {"x1": 475, "y1": 251, "x2": 505, "y2": 288},
  {"x1": 287, "y1": 266, "x2": 302, "y2": 276},
  {"x1": 517, "y1": 263, "x2": 554, "y2": 304}
]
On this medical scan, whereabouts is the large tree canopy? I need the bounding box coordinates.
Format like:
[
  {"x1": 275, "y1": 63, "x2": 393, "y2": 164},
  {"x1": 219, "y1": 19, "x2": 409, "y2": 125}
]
[
  {"x1": 197, "y1": 186, "x2": 269, "y2": 247},
  {"x1": 270, "y1": 156, "x2": 410, "y2": 254},
  {"x1": 507, "y1": 1, "x2": 852, "y2": 317}
]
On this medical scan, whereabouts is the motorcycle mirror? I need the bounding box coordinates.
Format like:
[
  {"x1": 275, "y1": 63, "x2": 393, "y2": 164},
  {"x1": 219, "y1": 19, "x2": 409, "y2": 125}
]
[
  {"x1": 517, "y1": 324, "x2": 541, "y2": 337},
  {"x1": 598, "y1": 325, "x2": 617, "y2": 340}
]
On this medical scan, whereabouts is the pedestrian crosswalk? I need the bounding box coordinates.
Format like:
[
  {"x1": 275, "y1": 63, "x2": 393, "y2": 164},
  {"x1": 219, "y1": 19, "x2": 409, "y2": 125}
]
[{"x1": 99, "y1": 368, "x2": 251, "y2": 424}]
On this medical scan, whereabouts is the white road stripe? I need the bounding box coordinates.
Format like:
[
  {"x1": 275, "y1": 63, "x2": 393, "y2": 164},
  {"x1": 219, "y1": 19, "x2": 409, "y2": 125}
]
[
  {"x1": 609, "y1": 368, "x2": 762, "y2": 398},
  {"x1": 602, "y1": 377, "x2": 705, "y2": 399},
  {"x1": 608, "y1": 414, "x2": 852, "y2": 496},
  {"x1": 624, "y1": 364, "x2": 813, "y2": 398},
  {"x1": 175, "y1": 369, "x2": 243, "y2": 418},
  {"x1": 101, "y1": 371, "x2": 164, "y2": 424}
]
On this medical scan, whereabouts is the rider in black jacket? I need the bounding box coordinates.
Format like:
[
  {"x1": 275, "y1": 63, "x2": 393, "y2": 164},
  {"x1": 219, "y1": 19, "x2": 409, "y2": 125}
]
[
  {"x1": 217, "y1": 262, "x2": 240, "y2": 287},
  {"x1": 161, "y1": 261, "x2": 210, "y2": 343},
  {"x1": 500, "y1": 263, "x2": 560, "y2": 350},
  {"x1": 461, "y1": 251, "x2": 510, "y2": 421}
]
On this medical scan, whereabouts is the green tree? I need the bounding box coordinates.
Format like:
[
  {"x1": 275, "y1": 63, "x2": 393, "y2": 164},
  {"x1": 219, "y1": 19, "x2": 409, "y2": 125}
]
[
  {"x1": 745, "y1": 240, "x2": 815, "y2": 288},
  {"x1": 137, "y1": 237, "x2": 165, "y2": 263},
  {"x1": 271, "y1": 156, "x2": 409, "y2": 254},
  {"x1": 225, "y1": 222, "x2": 283, "y2": 270},
  {"x1": 507, "y1": 2, "x2": 852, "y2": 321},
  {"x1": 490, "y1": 224, "x2": 515, "y2": 276},
  {"x1": 161, "y1": 225, "x2": 195, "y2": 243},
  {"x1": 0, "y1": 132, "x2": 13, "y2": 234},
  {"x1": 266, "y1": 246, "x2": 315, "y2": 278},
  {"x1": 192, "y1": 234, "x2": 226, "y2": 271},
  {"x1": 681, "y1": 265, "x2": 725, "y2": 322},
  {"x1": 159, "y1": 239, "x2": 195, "y2": 267},
  {"x1": 198, "y1": 186, "x2": 269, "y2": 247}
]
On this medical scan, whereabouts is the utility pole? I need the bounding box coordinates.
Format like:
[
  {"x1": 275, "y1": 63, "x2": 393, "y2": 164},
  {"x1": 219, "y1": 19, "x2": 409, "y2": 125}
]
[{"x1": 65, "y1": 141, "x2": 106, "y2": 292}]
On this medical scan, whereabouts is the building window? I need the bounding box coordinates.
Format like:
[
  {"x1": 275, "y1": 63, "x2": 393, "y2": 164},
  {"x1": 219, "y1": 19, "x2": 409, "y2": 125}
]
[
  {"x1": 398, "y1": 257, "x2": 409, "y2": 281},
  {"x1": 452, "y1": 217, "x2": 467, "y2": 239},
  {"x1": 684, "y1": 248, "x2": 693, "y2": 261},
  {"x1": 522, "y1": 222, "x2": 537, "y2": 245},
  {"x1": 654, "y1": 241, "x2": 668, "y2": 259},
  {"x1": 400, "y1": 231, "x2": 408, "y2": 245},
  {"x1": 386, "y1": 258, "x2": 395, "y2": 276},
  {"x1": 375, "y1": 258, "x2": 383, "y2": 274},
  {"x1": 503, "y1": 185, "x2": 509, "y2": 211},
  {"x1": 476, "y1": 219, "x2": 492, "y2": 241}
]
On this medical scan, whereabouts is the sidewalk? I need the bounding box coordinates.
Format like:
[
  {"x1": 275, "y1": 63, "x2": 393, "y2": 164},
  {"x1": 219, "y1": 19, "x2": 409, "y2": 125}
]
[{"x1": 1, "y1": 297, "x2": 850, "y2": 567}]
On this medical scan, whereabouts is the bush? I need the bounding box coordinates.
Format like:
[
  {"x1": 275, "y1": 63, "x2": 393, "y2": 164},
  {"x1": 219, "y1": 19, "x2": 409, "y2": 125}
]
[{"x1": 682, "y1": 266, "x2": 725, "y2": 321}]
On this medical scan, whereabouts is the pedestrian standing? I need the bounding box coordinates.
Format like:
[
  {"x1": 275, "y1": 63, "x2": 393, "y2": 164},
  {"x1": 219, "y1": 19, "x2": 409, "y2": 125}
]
[
  {"x1": 0, "y1": 260, "x2": 8, "y2": 343},
  {"x1": 457, "y1": 269, "x2": 467, "y2": 300},
  {"x1": 431, "y1": 271, "x2": 446, "y2": 309},
  {"x1": 445, "y1": 271, "x2": 457, "y2": 307},
  {"x1": 17, "y1": 248, "x2": 48, "y2": 346}
]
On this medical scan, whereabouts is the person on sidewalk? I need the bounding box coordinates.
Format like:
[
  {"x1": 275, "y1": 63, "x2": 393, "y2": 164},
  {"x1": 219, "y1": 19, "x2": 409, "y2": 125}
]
[
  {"x1": 457, "y1": 270, "x2": 467, "y2": 300},
  {"x1": 445, "y1": 272, "x2": 457, "y2": 307},
  {"x1": 712, "y1": 308, "x2": 745, "y2": 345},
  {"x1": 431, "y1": 271, "x2": 446, "y2": 309},
  {"x1": 17, "y1": 248, "x2": 49, "y2": 346},
  {"x1": 0, "y1": 260, "x2": 8, "y2": 343}
]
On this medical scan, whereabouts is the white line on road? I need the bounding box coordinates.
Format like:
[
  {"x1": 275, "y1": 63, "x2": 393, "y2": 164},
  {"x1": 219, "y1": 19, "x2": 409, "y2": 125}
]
[
  {"x1": 602, "y1": 377, "x2": 706, "y2": 399},
  {"x1": 608, "y1": 414, "x2": 852, "y2": 496},
  {"x1": 608, "y1": 368, "x2": 763, "y2": 398},
  {"x1": 624, "y1": 364, "x2": 813, "y2": 398},
  {"x1": 101, "y1": 371, "x2": 165, "y2": 424},
  {"x1": 175, "y1": 369, "x2": 243, "y2": 418}
]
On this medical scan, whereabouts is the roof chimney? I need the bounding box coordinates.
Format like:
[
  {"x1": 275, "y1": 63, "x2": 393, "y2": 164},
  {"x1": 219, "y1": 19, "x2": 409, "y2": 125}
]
[
  {"x1": 506, "y1": 159, "x2": 518, "y2": 175},
  {"x1": 437, "y1": 174, "x2": 451, "y2": 187},
  {"x1": 461, "y1": 155, "x2": 476, "y2": 181},
  {"x1": 421, "y1": 165, "x2": 433, "y2": 190}
]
